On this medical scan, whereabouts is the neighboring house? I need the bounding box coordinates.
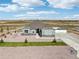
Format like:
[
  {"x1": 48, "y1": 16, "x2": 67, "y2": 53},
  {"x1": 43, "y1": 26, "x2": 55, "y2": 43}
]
[{"x1": 21, "y1": 21, "x2": 67, "y2": 37}]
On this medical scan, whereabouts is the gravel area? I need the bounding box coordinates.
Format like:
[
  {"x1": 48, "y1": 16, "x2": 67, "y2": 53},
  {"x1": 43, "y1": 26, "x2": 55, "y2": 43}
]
[
  {"x1": 0, "y1": 33, "x2": 62, "y2": 42},
  {"x1": 1, "y1": 33, "x2": 54, "y2": 42},
  {"x1": 0, "y1": 46, "x2": 78, "y2": 59}
]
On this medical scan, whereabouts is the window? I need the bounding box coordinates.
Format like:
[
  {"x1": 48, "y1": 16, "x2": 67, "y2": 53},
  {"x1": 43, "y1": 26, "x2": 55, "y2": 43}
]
[{"x1": 24, "y1": 30, "x2": 28, "y2": 33}]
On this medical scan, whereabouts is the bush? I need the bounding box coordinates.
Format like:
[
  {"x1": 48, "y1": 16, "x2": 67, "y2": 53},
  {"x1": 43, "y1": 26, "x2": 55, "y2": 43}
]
[
  {"x1": 4, "y1": 35, "x2": 7, "y2": 38},
  {"x1": 25, "y1": 38, "x2": 28, "y2": 43},
  {"x1": 7, "y1": 32, "x2": 10, "y2": 34},
  {"x1": 0, "y1": 39, "x2": 4, "y2": 43},
  {"x1": 15, "y1": 31, "x2": 16, "y2": 33},
  {"x1": 52, "y1": 39, "x2": 56, "y2": 43}
]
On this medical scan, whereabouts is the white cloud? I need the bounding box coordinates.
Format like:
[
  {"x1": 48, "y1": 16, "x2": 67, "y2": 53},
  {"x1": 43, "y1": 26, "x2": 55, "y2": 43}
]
[
  {"x1": 71, "y1": 14, "x2": 79, "y2": 19},
  {"x1": 64, "y1": 14, "x2": 79, "y2": 19},
  {"x1": 15, "y1": 11, "x2": 58, "y2": 17},
  {"x1": 73, "y1": 14, "x2": 79, "y2": 17},
  {"x1": 13, "y1": 0, "x2": 45, "y2": 7},
  {"x1": 0, "y1": 4, "x2": 34, "y2": 12},
  {"x1": 47, "y1": 0, "x2": 79, "y2": 9},
  {"x1": 15, "y1": 14, "x2": 26, "y2": 17},
  {"x1": 14, "y1": 10, "x2": 59, "y2": 19},
  {"x1": 0, "y1": 0, "x2": 44, "y2": 12},
  {"x1": 0, "y1": 4, "x2": 19, "y2": 12},
  {"x1": 26, "y1": 11, "x2": 58, "y2": 15}
]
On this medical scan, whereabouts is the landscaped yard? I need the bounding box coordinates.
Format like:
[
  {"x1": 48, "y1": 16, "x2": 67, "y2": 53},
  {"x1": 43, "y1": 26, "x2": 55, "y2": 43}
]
[{"x1": 0, "y1": 42, "x2": 66, "y2": 47}]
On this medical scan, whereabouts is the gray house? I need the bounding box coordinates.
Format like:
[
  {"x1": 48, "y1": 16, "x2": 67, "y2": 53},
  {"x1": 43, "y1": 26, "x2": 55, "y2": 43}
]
[{"x1": 21, "y1": 21, "x2": 67, "y2": 37}]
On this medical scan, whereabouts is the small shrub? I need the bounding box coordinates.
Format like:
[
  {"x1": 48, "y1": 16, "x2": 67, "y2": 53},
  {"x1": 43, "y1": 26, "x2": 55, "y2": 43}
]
[
  {"x1": 52, "y1": 39, "x2": 56, "y2": 43},
  {"x1": 0, "y1": 39, "x2": 4, "y2": 43},
  {"x1": 7, "y1": 32, "x2": 11, "y2": 34},
  {"x1": 1, "y1": 34, "x2": 5, "y2": 36},
  {"x1": 15, "y1": 31, "x2": 16, "y2": 33},
  {"x1": 25, "y1": 38, "x2": 28, "y2": 43},
  {"x1": 4, "y1": 35, "x2": 7, "y2": 38}
]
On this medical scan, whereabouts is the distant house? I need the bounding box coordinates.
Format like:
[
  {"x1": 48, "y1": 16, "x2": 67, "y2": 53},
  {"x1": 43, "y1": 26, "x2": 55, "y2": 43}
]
[{"x1": 21, "y1": 21, "x2": 67, "y2": 37}]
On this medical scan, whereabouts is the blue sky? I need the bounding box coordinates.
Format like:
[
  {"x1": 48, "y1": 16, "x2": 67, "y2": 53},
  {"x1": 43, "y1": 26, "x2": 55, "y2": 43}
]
[{"x1": 0, "y1": 0, "x2": 79, "y2": 20}]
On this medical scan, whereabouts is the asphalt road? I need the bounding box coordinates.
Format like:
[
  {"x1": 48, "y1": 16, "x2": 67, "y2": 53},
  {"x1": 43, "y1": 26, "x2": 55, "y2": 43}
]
[{"x1": 0, "y1": 46, "x2": 78, "y2": 59}]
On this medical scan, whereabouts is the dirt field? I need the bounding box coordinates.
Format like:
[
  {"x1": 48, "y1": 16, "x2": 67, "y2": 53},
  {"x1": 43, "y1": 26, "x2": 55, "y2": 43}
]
[{"x1": 0, "y1": 46, "x2": 78, "y2": 59}]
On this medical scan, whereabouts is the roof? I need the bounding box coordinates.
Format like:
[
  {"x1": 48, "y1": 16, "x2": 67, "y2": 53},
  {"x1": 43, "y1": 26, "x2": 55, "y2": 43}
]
[
  {"x1": 28, "y1": 21, "x2": 66, "y2": 29},
  {"x1": 24, "y1": 21, "x2": 48, "y2": 29}
]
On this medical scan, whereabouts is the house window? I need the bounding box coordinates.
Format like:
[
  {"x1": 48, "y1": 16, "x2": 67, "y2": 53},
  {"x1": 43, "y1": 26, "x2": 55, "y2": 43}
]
[{"x1": 24, "y1": 30, "x2": 28, "y2": 33}]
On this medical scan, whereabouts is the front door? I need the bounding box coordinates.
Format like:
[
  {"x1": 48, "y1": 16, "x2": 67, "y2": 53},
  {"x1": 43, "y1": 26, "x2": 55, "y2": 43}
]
[{"x1": 36, "y1": 28, "x2": 42, "y2": 37}]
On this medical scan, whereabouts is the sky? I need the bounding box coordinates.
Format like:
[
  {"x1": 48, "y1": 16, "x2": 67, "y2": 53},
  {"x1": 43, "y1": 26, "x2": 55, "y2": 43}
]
[{"x1": 0, "y1": 0, "x2": 79, "y2": 20}]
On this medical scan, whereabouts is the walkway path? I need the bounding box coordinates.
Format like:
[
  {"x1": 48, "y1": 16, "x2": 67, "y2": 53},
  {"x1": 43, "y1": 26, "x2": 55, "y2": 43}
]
[{"x1": 58, "y1": 33, "x2": 79, "y2": 58}]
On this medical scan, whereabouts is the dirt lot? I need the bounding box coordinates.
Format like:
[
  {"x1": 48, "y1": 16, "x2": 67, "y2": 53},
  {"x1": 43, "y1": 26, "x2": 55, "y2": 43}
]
[{"x1": 0, "y1": 46, "x2": 78, "y2": 59}]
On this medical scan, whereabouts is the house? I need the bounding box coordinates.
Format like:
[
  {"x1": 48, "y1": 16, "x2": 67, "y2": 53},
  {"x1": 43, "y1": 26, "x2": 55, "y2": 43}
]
[{"x1": 21, "y1": 21, "x2": 67, "y2": 37}]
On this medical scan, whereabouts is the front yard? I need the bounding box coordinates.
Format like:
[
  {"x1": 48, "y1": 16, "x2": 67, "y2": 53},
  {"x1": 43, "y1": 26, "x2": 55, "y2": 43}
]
[{"x1": 0, "y1": 42, "x2": 66, "y2": 47}]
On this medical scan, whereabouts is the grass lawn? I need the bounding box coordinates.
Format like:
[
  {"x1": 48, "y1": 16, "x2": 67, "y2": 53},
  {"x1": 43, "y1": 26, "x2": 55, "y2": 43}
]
[{"x1": 0, "y1": 42, "x2": 66, "y2": 47}]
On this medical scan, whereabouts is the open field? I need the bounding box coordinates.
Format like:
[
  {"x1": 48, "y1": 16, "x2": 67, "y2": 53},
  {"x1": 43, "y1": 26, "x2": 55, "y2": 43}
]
[
  {"x1": 0, "y1": 20, "x2": 79, "y2": 30},
  {"x1": 0, "y1": 20, "x2": 79, "y2": 26},
  {"x1": 0, "y1": 20, "x2": 79, "y2": 34},
  {"x1": 0, "y1": 46, "x2": 78, "y2": 59}
]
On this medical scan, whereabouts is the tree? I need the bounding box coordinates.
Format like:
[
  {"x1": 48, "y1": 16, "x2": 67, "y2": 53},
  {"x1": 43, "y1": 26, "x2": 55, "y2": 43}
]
[
  {"x1": 15, "y1": 31, "x2": 16, "y2": 33},
  {"x1": 7, "y1": 26, "x2": 9, "y2": 32},
  {"x1": 25, "y1": 38, "x2": 28, "y2": 43},
  {"x1": 0, "y1": 38, "x2": 4, "y2": 43},
  {"x1": 0, "y1": 27, "x2": 3, "y2": 33},
  {"x1": 6, "y1": 26, "x2": 10, "y2": 34},
  {"x1": 52, "y1": 28, "x2": 56, "y2": 43}
]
